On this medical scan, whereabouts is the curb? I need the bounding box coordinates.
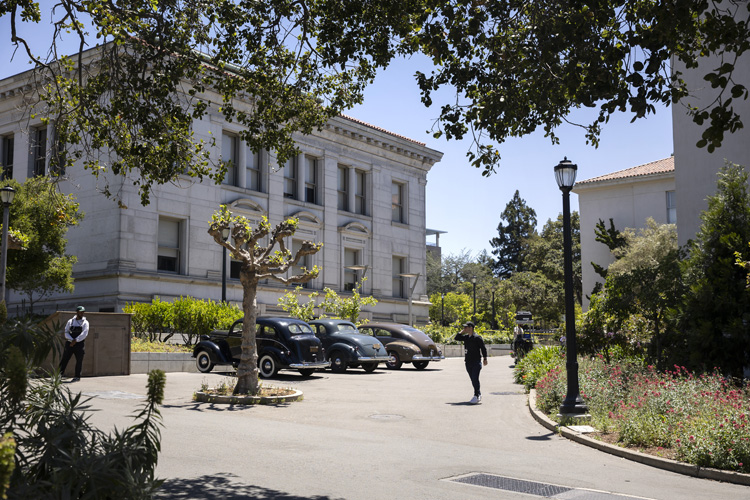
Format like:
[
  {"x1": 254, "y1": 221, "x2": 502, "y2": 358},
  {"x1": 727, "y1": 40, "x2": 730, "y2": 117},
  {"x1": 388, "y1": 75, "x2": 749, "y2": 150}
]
[
  {"x1": 194, "y1": 389, "x2": 304, "y2": 405},
  {"x1": 528, "y1": 390, "x2": 750, "y2": 486}
]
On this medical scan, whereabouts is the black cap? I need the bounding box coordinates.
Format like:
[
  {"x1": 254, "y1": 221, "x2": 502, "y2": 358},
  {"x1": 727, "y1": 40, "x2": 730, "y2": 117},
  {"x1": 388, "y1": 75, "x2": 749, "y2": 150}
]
[
  {"x1": 76, "y1": 306, "x2": 85, "y2": 312},
  {"x1": 463, "y1": 321, "x2": 474, "y2": 328}
]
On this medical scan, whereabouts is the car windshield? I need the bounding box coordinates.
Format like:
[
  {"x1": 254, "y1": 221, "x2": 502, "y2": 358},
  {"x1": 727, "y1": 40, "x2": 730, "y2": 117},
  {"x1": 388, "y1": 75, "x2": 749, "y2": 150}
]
[
  {"x1": 288, "y1": 323, "x2": 314, "y2": 335},
  {"x1": 336, "y1": 325, "x2": 359, "y2": 334}
]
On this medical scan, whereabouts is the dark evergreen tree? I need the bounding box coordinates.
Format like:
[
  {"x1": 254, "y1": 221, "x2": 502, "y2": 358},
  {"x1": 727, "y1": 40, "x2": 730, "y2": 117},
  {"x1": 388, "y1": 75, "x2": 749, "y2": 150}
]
[
  {"x1": 489, "y1": 190, "x2": 537, "y2": 278},
  {"x1": 680, "y1": 163, "x2": 750, "y2": 377}
]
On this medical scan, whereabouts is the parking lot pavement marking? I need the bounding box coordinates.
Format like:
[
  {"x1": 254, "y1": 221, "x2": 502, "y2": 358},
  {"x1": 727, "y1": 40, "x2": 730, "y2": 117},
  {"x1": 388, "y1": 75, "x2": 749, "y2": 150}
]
[{"x1": 81, "y1": 390, "x2": 145, "y2": 400}]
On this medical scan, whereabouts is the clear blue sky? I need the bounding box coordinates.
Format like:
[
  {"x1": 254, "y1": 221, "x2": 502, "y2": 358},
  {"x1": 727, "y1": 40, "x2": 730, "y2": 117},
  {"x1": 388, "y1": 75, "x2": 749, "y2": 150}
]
[{"x1": 1, "y1": 15, "x2": 675, "y2": 258}]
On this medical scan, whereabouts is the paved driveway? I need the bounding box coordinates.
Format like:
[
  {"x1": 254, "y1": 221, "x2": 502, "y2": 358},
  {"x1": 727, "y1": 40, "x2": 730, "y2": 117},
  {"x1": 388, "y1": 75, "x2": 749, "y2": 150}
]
[{"x1": 74, "y1": 357, "x2": 748, "y2": 499}]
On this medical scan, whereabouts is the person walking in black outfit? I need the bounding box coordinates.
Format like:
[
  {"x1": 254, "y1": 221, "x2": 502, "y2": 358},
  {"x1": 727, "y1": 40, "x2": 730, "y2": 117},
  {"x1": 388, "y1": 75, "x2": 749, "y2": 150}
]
[
  {"x1": 454, "y1": 321, "x2": 488, "y2": 404},
  {"x1": 60, "y1": 306, "x2": 89, "y2": 382}
]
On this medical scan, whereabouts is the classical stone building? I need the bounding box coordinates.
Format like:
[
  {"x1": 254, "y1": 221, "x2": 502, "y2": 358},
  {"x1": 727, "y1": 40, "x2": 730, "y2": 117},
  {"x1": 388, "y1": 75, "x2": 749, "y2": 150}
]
[{"x1": 0, "y1": 67, "x2": 443, "y2": 322}]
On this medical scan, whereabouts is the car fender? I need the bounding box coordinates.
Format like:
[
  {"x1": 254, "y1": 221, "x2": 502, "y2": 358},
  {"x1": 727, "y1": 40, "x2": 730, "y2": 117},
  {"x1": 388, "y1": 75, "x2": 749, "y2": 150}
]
[
  {"x1": 327, "y1": 342, "x2": 357, "y2": 362},
  {"x1": 258, "y1": 344, "x2": 292, "y2": 366},
  {"x1": 383, "y1": 340, "x2": 420, "y2": 360},
  {"x1": 193, "y1": 340, "x2": 231, "y2": 365}
]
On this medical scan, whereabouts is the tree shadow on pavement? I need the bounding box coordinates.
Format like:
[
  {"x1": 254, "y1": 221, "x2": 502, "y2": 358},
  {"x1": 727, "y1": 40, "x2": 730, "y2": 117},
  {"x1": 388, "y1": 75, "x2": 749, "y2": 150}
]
[
  {"x1": 156, "y1": 473, "x2": 344, "y2": 500},
  {"x1": 526, "y1": 432, "x2": 555, "y2": 441}
]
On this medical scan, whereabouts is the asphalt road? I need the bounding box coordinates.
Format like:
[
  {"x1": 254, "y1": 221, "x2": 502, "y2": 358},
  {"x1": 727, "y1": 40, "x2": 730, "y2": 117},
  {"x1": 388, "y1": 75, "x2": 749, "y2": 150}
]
[{"x1": 72, "y1": 356, "x2": 749, "y2": 500}]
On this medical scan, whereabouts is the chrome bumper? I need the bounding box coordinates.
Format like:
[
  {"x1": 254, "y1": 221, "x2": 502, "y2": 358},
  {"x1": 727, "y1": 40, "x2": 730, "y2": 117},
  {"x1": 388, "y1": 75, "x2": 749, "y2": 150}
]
[
  {"x1": 289, "y1": 361, "x2": 330, "y2": 369},
  {"x1": 356, "y1": 355, "x2": 392, "y2": 362},
  {"x1": 411, "y1": 354, "x2": 445, "y2": 362}
]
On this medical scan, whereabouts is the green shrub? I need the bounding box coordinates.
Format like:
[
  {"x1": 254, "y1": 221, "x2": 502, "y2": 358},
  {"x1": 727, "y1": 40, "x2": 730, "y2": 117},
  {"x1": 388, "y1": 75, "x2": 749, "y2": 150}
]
[
  {"x1": 0, "y1": 433, "x2": 14, "y2": 500},
  {"x1": 513, "y1": 346, "x2": 564, "y2": 392},
  {"x1": 125, "y1": 296, "x2": 242, "y2": 345}
]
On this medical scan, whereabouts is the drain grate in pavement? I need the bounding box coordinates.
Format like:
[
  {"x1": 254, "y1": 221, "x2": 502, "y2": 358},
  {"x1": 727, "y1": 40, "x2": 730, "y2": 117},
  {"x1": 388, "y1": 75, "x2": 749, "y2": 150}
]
[
  {"x1": 447, "y1": 473, "x2": 655, "y2": 500},
  {"x1": 450, "y1": 473, "x2": 572, "y2": 496}
]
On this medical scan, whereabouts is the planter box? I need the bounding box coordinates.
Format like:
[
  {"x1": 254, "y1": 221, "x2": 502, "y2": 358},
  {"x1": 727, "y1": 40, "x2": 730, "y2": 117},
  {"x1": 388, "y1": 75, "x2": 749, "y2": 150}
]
[
  {"x1": 131, "y1": 352, "x2": 198, "y2": 374},
  {"x1": 439, "y1": 344, "x2": 511, "y2": 358}
]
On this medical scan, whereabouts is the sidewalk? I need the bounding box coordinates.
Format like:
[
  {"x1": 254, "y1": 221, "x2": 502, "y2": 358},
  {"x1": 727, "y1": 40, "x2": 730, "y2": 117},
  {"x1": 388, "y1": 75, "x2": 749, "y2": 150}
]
[{"x1": 72, "y1": 357, "x2": 750, "y2": 499}]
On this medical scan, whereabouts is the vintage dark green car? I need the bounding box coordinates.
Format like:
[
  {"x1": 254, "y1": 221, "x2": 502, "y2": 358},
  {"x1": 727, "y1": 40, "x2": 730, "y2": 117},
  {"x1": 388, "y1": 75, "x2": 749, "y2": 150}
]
[
  {"x1": 357, "y1": 322, "x2": 444, "y2": 370},
  {"x1": 309, "y1": 319, "x2": 391, "y2": 373},
  {"x1": 193, "y1": 317, "x2": 330, "y2": 377}
]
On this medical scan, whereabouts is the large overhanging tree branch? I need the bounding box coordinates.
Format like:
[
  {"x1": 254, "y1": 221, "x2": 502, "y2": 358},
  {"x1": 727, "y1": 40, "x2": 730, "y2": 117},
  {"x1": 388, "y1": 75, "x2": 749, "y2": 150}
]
[
  {"x1": 406, "y1": 0, "x2": 750, "y2": 174},
  {"x1": 4, "y1": 0, "x2": 420, "y2": 205},
  {"x1": 208, "y1": 205, "x2": 322, "y2": 395}
]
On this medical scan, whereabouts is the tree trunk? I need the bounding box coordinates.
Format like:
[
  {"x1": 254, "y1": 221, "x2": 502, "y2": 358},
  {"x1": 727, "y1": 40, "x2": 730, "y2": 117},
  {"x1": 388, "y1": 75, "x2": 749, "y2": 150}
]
[{"x1": 234, "y1": 273, "x2": 260, "y2": 395}]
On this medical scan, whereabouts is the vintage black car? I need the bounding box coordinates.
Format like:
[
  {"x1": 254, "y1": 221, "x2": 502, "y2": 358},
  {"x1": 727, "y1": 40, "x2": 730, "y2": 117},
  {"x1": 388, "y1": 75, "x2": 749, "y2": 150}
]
[
  {"x1": 193, "y1": 317, "x2": 330, "y2": 377},
  {"x1": 308, "y1": 319, "x2": 391, "y2": 373},
  {"x1": 357, "y1": 322, "x2": 444, "y2": 370}
]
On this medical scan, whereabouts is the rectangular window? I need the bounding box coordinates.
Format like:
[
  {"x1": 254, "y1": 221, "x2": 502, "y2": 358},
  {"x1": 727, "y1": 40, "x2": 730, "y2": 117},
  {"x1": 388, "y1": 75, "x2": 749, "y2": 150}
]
[
  {"x1": 292, "y1": 239, "x2": 311, "y2": 287},
  {"x1": 230, "y1": 259, "x2": 242, "y2": 280},
  {"x1": 344, "y1": 248, "x2": 360, "y2": 291},
  {"x1": 305, "y1": 156, "x2": 318, "y2": 204},
  {"x1": 355, "y1": 170, "x2": 367, "y2": 215},
  {"x1": 32, "y1": 128, "x2": 47, "y2": 177},
  {"x1": 1, "y1": 136, "x2": 13, "y2": 180},
  {"x1": 391, "y1": 181, "x2": 405, "y2": 223},
  {"x1": 337, "y1": 165, "x2": 349, "y2": 211},
  {"x1": 221, "y1": 132, "x2": 238, "y2": 186},
  {"x1": 666, "y1": 190, "x2": 676, "y2": 224},
  {"x1": 246, "y1": 148, "x2": 261, "y2": 192},
  {"x1": 392, "y1": 256, "x2": 405, "y2": 298},
  {"x1": 157, "y1": 217, "x2": 181, "y2": 273},
  {"x1": 283, "y1": 157, "x2": 297, "y2": 199}
]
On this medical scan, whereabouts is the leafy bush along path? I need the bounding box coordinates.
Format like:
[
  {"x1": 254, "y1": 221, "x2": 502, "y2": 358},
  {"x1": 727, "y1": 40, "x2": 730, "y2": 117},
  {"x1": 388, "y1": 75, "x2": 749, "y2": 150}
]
[{"x1": 525, "y1": 347, "x2": 750, "y2": 474}]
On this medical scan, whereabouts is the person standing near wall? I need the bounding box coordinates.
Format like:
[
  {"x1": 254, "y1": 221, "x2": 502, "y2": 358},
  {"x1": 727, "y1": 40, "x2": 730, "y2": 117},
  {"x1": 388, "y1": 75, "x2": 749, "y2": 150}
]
[
  {"x1": 454, "y1": 321, "x2": 488, "y2": 404},
  {"x1": 60, "y1": 306, "x2": 89, "y2": 382}
]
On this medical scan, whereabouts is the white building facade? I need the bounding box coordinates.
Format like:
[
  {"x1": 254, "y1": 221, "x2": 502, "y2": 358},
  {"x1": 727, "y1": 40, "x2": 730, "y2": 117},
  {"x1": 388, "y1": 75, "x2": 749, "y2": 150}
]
[
  {"x1": 0, "y1": 68, "x2": 443, "y2": 322},
  {"x1": 574, "y1": 158, "x2": 676, "y2": 309}
]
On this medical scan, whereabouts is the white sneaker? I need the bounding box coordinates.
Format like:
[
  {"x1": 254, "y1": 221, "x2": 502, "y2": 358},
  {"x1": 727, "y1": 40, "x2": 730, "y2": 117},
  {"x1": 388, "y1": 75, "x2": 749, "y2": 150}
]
[
  {"x1": 469, "y1": 395, "x2": 478, "y2": 404},
  {"x1": 477, "y1": 395, "x2": 482, "y2": 403}
]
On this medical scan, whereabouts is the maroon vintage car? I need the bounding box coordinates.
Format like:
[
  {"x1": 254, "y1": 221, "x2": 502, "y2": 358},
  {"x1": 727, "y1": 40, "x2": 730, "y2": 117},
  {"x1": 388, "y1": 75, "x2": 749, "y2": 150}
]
[{"x1": 357, "y1": 322, "x2": 444, "y2": 370}]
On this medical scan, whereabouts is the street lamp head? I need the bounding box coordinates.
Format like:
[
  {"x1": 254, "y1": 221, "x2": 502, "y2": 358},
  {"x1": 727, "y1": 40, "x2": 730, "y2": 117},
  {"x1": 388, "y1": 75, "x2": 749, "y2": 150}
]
[
  {"x1": 0, "y1": 186, "x2": 15, "y2": 206},
  {"x1": 554, "y1": 157, "x2": 578, "y2": 190},
  {"x1": 221, "y1": 226, "x2": 231, "y2": 240},
  {"x1": 471, "y1": 276, "x2": 477, "y2": 284}
]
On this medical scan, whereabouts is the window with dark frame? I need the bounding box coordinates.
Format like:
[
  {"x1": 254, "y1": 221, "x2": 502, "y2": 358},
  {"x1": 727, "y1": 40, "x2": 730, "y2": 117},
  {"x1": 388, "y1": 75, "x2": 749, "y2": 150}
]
[
  {"x1": 157, "y1": 217, "x2": 181, "y2": 273},
  {"x1": 283, "y1": 157, "x2": 297, "y2": 199},
  {"x1": 391, "y1": 181, "x2": 404, "y2": 223},
  {"x1": 305, "y1": 156, "x2": 318, "y2": 204},
  {"x1": 392, "y1": 256, "x2": 405, "y2": 298},
  {"x1": 355, "y1": 170, "x2": 367, "y2": 215},
  {"x1": 1, "y1": 136, "x2": 13, "y2": 180},
  {"x1": 292, "y1": 239, "x2": 311, "y2": 288},
  {"x1": 344, "y1": 248, "x2": 360, "y2": 291},
  {"x1": 32, "y1": 128, "x2": 47, "y2": 177},
  {"x1": 337, "y1": 165, "x2": 349, "y2": 211},
  {"x1": 666, "y1": 190, "x2": 676, "y2": 224},
  {"x1": 222, "y1": 132, "x2": 238, "y2": 186},
  {"x1": 246, "y1": 149, "x2": 262, "y2": 192}
]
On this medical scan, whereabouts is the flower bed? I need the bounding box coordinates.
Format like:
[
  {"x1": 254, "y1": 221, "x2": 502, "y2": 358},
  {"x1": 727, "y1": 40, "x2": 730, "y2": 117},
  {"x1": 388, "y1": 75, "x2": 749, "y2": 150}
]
[{"x1": 533, "y1": 354, "x2": 750, "y2": 473}]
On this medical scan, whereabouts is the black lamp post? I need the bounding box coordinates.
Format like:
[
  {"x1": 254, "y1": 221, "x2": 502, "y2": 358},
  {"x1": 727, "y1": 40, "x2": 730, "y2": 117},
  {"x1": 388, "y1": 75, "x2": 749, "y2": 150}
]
[
  {"x1": 0, "y1": 186, "x2": 15, "y2": 305},
  {"x1": 471, "y1": 276, "x2": 477, "y2": 322},
  {"x1": 555, "y1": 157, "x2": 587, "y2": 415},
  {"x1": 221, "y1": 226, "x2": 230, "y2": 303}
]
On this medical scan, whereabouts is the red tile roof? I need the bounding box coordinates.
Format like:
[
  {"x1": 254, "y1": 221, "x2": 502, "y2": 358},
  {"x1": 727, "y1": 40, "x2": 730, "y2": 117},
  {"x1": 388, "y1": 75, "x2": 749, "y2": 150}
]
[
  {"x1": 339, "y1": 114, "x2": 426, "y2": 146},
  {"x1": 577, "y1": 157, "x2": 675, "y2": 185}
]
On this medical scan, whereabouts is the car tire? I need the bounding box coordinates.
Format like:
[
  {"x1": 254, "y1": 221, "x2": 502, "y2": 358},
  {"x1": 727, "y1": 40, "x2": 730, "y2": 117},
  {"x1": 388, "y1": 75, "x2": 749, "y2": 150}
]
[
  {"x1": 258, "y1": 354, "x2": 278, "y2": 378},
  {"x1": 195, "y1": 350, "x2": 214, "y2": 373},
  {"x1": 362, "y1": 363, "x2": 378, "y2": 373},
  {"x1": 386, "y1": 351, "x2": 402, "y2": 370},
  {"x1": 330, "y1": 352, "x2": 348, "y2": 373},
  {"x1": 412, "y1": 361, "x2": 429, "y2": 370},
  {"x1": 298, "y1": 368, "x2": 315, "y2": 377}
]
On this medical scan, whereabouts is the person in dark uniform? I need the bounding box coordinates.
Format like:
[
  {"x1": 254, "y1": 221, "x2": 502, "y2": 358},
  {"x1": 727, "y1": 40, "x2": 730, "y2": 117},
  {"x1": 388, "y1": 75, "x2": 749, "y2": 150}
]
[
  {"x1": 454, "y1": 321, "x2": 488, "y2": 404},
  {"x1": 60, "y1": 306, "x2": 89, "y2": 382}
]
